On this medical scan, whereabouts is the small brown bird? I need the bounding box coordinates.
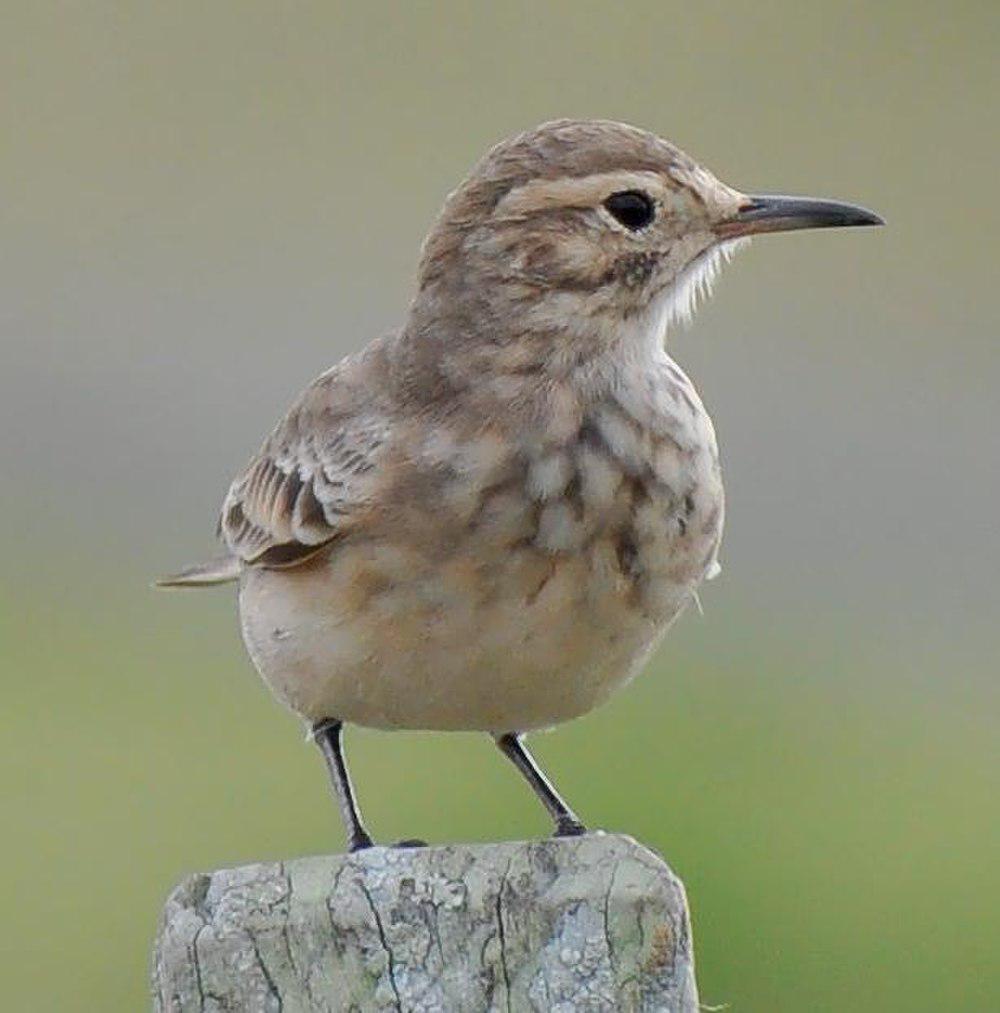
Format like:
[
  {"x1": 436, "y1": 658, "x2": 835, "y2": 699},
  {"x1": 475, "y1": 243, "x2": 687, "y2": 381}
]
[{"x1": 160, "y1": 120, "x2": 881, "y2": 850}]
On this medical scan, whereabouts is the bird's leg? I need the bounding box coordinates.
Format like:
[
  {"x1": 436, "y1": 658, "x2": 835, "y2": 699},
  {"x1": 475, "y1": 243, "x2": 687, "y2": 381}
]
[
  {"x1": 312, "y1": 719, "x2": 374, "y2": 851},
  {"x1": 495, "y1": 732, "x2": 586, "y2": 837}
]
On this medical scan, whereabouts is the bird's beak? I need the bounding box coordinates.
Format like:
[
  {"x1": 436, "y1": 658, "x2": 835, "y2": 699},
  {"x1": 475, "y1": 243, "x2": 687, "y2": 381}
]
[{"x1": 716, "y1": 194, "x2": 884, "y2": 240}]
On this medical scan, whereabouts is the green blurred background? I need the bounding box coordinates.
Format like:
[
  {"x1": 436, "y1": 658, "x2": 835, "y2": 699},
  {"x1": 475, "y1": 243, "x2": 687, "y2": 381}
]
[{"x1": 2, "y1": 3, "x2": 998, "y2": 1010}]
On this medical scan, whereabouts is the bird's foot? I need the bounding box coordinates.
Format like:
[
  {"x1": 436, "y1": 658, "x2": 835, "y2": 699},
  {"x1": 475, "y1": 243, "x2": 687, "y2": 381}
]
[
  {"x1": 554, "y1": 816, "x2": 587, "y2": 837},
  {"x1": 394, "y1": 837, "x2": 428, "y2": 848},
  {"x1": 348, "y1": 830, "x2": 375, "y2": 852}
]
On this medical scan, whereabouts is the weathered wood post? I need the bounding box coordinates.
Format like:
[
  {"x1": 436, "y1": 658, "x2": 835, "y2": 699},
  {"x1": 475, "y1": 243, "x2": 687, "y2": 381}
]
[{"x1": 152, "y1": 833, "x2": 698, "y2": 1011}]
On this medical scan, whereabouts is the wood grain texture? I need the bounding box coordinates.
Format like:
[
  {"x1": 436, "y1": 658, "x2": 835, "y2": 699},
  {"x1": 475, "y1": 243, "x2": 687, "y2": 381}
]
[{"x1": 152, "y1": 834, "x2": 698, "y2": 1012}]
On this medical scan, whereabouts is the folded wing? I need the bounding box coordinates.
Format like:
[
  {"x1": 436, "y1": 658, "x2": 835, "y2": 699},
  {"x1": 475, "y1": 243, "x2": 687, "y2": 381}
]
[{"x1": 220, "y1": 375, "x2": 388, "y2": 569}]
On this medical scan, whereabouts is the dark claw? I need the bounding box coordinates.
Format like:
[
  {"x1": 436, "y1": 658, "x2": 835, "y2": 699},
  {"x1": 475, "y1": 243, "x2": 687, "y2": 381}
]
[
  {"x1": 555, "y1": 817, "x2": 587, "y2": 838},
  {"x1": 394, "y1": 838, "x2": 428, "y2": 849}
]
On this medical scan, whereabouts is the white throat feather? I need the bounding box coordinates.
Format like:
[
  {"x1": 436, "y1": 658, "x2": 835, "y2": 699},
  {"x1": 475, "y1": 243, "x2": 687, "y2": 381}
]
[{"x1": 654, "y1": 237, "x2": 749, "y2": 337}]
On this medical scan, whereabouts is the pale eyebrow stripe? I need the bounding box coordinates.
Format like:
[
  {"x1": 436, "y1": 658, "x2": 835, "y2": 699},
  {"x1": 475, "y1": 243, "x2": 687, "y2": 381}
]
[{"x1": 494, "y1": 170, "x2": 665, "y2": 217}]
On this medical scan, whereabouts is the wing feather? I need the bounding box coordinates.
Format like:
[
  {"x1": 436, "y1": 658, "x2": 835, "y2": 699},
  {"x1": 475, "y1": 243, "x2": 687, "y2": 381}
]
[{"x1": 218, "y1": 355, "x2": 389, "y2": 568}]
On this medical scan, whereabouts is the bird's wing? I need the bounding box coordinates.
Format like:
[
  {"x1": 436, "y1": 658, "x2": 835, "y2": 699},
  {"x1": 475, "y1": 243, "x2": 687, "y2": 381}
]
[{"x1": 219, "y1": 359, "x2": 390, "y2": 570}]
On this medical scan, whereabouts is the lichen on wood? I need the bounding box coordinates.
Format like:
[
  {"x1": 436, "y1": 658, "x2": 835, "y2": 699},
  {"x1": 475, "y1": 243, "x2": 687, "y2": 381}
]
[{"x1": 152, "y1": 833, "x2": 698, "y2": 1012}]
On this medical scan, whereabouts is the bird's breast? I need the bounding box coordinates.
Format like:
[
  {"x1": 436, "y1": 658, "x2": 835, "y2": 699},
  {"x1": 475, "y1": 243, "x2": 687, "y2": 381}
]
[
  {"x1": 522, "y1": 376, "x2": 724, "y2": 620},
  {"x1": 238, "y1": 358, "x2": 724, "y2": 730},
  {"x1": 395, "y1": 356, "x2": 725, "y2": 624}
]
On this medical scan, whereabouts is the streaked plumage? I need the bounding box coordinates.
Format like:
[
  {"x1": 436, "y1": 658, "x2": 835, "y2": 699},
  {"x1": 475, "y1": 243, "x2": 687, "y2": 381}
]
[{"x1": 160, "y1": 119, "x2": 881, "y2": 845}]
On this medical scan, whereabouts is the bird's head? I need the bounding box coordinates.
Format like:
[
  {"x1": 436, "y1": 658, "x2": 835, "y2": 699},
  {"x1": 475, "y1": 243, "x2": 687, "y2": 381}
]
[{"x1": 414, "y1": 119, "x2": 881, "y2": 365}]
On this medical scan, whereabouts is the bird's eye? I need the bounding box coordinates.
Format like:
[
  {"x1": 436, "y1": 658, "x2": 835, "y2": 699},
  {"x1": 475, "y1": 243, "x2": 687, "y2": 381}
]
[{"x1": 603, "y1": 190, "x2": 656, "y2": 231}]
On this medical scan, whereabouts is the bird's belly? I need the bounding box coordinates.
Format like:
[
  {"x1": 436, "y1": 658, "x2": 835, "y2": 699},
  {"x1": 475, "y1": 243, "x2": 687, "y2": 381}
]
[{"x1": 238, "y1": 482, "x2": 722, "y2": 732}]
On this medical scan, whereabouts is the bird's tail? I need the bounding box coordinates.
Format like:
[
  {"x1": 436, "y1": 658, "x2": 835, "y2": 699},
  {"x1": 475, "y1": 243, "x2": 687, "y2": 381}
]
[{"x1": 155, "y1": 554, "x2": 242, "y2": 589}]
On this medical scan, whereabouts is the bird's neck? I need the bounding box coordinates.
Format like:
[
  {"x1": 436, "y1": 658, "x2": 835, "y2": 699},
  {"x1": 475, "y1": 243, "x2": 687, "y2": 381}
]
[{"x1": 400, "y1": 277, "x2": 672, "y2": 399}]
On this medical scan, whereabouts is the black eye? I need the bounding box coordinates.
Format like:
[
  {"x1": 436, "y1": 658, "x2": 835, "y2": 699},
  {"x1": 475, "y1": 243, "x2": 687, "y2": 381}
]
[{"x1": 603, "y1": 190, "x2": 656, "y2": 231}]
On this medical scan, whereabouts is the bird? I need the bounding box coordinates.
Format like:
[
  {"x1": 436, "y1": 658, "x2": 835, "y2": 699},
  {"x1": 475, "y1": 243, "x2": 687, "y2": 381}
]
[{"x1": 159, "y1": 119, "x2": 882, "y2": 851}]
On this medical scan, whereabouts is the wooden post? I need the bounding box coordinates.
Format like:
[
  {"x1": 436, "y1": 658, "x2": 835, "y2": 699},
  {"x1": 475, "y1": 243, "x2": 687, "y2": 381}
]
[{"x1": 152, "y1": 833, "x2": 699, "y2": 1011}]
